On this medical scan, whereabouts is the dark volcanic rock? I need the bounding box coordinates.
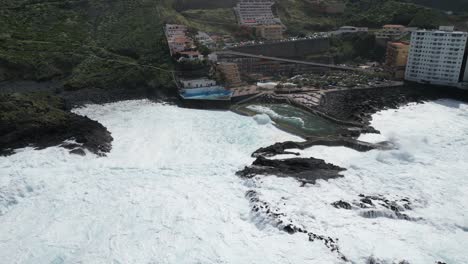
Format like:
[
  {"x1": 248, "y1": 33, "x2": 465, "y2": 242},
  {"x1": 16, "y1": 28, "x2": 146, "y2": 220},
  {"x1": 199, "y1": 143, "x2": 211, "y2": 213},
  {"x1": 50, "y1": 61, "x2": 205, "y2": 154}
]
[
  {"x1": 245, "y1": 190, "x2": 347, "y2": 261},
  {"x1": 331, "y1": 200, "x2": 352, "y2": 210},
  {"x1": 252, "y1": 141, "x2": 304, "y2": 157},
  {"x1": 237, "y1": 156, "x2": 345, "y2": 184},
  {"x1": 0, "y1": 93, "x2": 113, "y2": 156},
  {"x1": 332, "y1": 194, "x2": 421, "y2": 221},
  {"x1": 252, "y1": 136, "x2": 393, "y2": 158},
  {"x1": 316, "y1": 85, "x2": 468, "y2": 131},
  {"x1": 69, "y1": 148, "x2": 86, "y2": 156}
]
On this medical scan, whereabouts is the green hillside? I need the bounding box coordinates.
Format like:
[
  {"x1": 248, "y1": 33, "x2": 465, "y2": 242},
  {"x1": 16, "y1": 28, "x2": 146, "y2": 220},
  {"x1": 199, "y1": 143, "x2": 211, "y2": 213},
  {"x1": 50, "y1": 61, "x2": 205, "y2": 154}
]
[
  {"x1": 0, "y1": 0, "x2": 466, "y2": 90},
  {"x1": 399, "y1": 0, "x2": 468, "y2": 12},
  {"x1": 0, "y1": 0, "x2": 182, "y2": 91},
  {"x1": 177, "y1": 0, "x2": 464, "y2": 36}
]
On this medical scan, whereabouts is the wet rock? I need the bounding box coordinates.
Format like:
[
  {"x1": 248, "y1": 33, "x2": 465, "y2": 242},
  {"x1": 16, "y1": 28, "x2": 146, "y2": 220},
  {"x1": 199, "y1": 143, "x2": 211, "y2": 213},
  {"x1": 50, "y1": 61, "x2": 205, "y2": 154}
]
[
  {"x1": 0, "y1": 93, "x2": 113, "y2": 156},
  {"x1": 366, "y1": 256, "x2": 410, "y2": 264},
  {"x1": 237, "y1": 156, "x2": 345, "y2": 184},
  {"x1": 245, "y1": 190, "x2": 347, "y2": 261},
  {"x1": 315, "y1": 85, "x2": 468, "y2": 131},
  {"x1": 331, "y1": 200, "x2": 352, "y2": 210},
  {"x1": 252, "y1": 141, "x2": 303, "y2": 158},
  {"x1": 360, "y1": 197, "x2": 373, "y2": 206},
  {"x1": 70, "y1": 148, "x2": 86, "y2": 156},
  {"x1": 252, "y1": 136, "x2": 393, "y2": 159},
  {"x1": 332, "y1": 194, "x2": 421, "y2": 221},
  {"x1": 61, "y1": 142, "x2": 82, "y2": 150}
]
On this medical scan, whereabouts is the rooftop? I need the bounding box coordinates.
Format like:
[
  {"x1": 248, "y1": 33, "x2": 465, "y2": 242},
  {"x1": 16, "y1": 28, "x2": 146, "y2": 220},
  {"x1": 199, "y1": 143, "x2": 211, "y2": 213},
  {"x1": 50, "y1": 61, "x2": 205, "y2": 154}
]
[
  {"x1": 383, "y1": 24, "x2": 406, "y2": 28},
  {"x1": 389, "y1": 41, "x2": 410, "y2": 47}
]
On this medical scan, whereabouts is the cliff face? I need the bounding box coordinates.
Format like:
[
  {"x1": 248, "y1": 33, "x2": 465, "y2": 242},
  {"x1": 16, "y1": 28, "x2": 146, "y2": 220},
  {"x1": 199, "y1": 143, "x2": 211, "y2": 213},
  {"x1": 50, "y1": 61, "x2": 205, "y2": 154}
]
[{"x1": 0, "y1": 0, "x2": 177, "y2": 92}]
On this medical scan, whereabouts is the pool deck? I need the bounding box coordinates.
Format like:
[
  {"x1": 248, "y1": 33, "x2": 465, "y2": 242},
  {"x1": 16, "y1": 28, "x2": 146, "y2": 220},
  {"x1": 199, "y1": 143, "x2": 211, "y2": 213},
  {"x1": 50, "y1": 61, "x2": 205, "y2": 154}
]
[{"x1": 231, "y1": 82, "x2": 405, "y2": 127}]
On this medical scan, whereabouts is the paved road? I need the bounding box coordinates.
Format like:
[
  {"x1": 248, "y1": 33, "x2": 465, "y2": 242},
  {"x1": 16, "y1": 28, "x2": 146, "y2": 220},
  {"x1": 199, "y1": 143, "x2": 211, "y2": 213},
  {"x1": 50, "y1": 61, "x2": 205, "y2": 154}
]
[{"x1": 216, "y1": 51, "x2": 364, "y2": 72}]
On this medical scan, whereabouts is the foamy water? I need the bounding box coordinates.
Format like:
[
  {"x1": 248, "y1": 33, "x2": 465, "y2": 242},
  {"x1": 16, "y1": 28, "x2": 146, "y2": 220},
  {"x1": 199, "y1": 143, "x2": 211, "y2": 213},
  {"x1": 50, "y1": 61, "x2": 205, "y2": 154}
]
[{"x1": 0, "y1": 99, "x2": 467, "y2": 263}]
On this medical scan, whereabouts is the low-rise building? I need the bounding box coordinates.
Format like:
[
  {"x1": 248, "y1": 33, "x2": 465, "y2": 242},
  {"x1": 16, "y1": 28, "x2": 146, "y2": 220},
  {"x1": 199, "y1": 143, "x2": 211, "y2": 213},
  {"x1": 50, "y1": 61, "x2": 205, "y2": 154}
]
[
  {"x1": 196, "y1": 32, "x2": 215, "y2": 48},
  {"x1": 376, "y1": 25, "x2": 408, "y2": 40},
  {"x1": 405, "y1": 26, "x2": 468, "y2": 88},
  {"x1": 165, "y1": 24, "x2": 195, "y2": 56},
  {"x1": 385, "y1": 41, "x2": 410, "y2": 79},
  {"x1": 167, "y1": 36, "x2": 193, "y2": 55},
  {"x1": 255, "y1": 25, "x2": 283, "y2": 40},
  {"x1": 218, "y1": 62, "x2": 243, "y2": 88},
  {"x1": 165, "y1": 24, "x2": 187, "y2": 38},
  {"x1": 181, "y1": 78, "x2": 217, "y2": 89},
  {"x1": 177, "y1": 51, "x2": 204, "y2": 61}
]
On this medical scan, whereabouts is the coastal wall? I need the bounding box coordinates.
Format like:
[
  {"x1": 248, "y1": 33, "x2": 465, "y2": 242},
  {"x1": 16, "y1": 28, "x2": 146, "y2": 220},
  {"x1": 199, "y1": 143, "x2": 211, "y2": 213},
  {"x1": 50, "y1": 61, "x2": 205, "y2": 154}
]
[
  {"x1": 316, "y1": 86, "x2": 422, "y2": 122},
  {"x1": 231, "y1": 38, "x2": 330, "y2": 59},
  {"x1": 315, "y1": 84, "x2": 468, "y2": 125}
]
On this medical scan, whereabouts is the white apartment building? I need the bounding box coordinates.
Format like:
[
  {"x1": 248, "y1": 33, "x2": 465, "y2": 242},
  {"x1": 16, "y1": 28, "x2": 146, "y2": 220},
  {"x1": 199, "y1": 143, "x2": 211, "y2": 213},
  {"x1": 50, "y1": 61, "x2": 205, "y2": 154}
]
[
  {"x1": 405, "y1": 27, "x2": 468, "y2": 88},
  {"x1": 235, "y1": 0, "x2": 281, "y2": 26}
]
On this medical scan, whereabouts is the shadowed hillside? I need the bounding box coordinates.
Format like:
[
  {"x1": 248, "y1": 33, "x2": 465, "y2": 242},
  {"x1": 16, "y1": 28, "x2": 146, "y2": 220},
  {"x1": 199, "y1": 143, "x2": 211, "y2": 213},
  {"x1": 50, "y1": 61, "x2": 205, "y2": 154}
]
[
  {"x1": 399, "y1": 0, "x2": 468, "y2": 12},
  {"x1": 0, "y1": 0, "x2": 466, "y2": 89},
  {"x1": 0, "y1": 0, "x2": 179, "y2": 92}
]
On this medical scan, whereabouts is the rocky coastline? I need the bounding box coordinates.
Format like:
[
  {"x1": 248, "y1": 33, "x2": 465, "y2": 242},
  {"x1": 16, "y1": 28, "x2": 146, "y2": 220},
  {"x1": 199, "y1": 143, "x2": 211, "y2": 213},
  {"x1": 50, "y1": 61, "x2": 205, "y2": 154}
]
[
  {"x1": 0, "y1": 79, "x2": 178, "y2": 156},
  {"x1": 316, "y1": 84, "x2": 468, "y2": 131},
  {"x1": 236, "y1": 84, "x2": 468, "y2": 188},
  {"x1": 234, "y1": 85, "x2": 468, "y2": 261},
  {"x1": 3, "y1": 80, "x2": 468, "y2": 160},
  {"x1": 0, "y1": 92, "x2": 114, "y2": 156}
]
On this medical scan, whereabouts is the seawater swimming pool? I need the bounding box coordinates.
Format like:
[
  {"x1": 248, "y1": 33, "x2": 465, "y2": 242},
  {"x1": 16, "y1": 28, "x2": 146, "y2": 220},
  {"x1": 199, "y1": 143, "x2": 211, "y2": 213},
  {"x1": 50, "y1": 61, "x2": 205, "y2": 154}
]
[
  {"x1": 180, "y1": 86, "x2": 233, "y2": 100},
  {"x1": 238, "y1": 103, "x2": 342, "y2": 137}
]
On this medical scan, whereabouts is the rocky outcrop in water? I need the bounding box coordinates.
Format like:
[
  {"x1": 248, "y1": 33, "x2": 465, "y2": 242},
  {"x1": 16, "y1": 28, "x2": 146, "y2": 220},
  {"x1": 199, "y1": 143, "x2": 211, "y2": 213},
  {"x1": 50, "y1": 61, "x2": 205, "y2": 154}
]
[
  {"x1": 366, "y1": 256, "x2": 411, "y2": 264},
  {"x1": 245, "y1": 190, "x2": 348, "y2": 261},
  {"x1": 0, "y1": 93, "x2": 112, "y2": 156},
  {"x1": 237, "y1": 156, "x2": 345, "y2": 184},
  {"x1": 252, "y1": 136, "x2": 394, "y2": 158},
  {"x1": 316, "y1": 85, "x2": 468, "y2": 131},
  {"x1": 332, "y1": 194, "x2": 421, "y2": 221}
]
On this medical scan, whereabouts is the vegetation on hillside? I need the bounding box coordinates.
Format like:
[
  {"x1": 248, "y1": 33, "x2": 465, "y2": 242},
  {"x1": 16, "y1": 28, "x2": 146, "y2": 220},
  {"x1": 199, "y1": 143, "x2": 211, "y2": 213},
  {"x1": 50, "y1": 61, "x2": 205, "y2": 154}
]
[
  {"x1": 180, "y1": 8, "x2": 238, "y2": 34},
  {"x1": 172, "y1": 0, "x2": 236, "y2": 11},
  {"x1": 0, "y1": 92, "x2": 112, "y2": 155},
  {"x1": 0, "y1": 0, "x2": 466, "y2": 89},
  {"x1": 275, "y1": 0, "x2": 338, "y2": 34},
  {"x1": 0, "y1": 0, "x2": 177, "y2": 91},
  {"x1": 343, "y1": 0, "x2": 447, "y2": 29},
  {"x1": 275, "y1": 0, "x2": 460, "y2": 34},
  {"x1": 398, "y1": 0, "x2": 468, "y2": 12},
  {"x1": 329, "y1": 34, "x2": 386, "y2": 63}
]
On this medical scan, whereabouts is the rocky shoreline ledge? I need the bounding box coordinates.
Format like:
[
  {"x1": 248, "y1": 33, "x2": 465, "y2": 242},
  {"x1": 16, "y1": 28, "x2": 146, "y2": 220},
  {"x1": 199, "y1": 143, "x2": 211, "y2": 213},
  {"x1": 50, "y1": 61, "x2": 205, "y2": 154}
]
[
  {"x1": 236, "y1": 84, "x2": 468, "y2": 187},
  {"x1": 0, "y1": 80, "x2": 180, "y2": 156},
  {"x1": 235, "y1": 85, "x2": 468, "y2": 263},
  {"x1": 0, "y1": 93, "x2": 113, "y2": 156},
  {"x1": 315, "y1": 84, "x2": 468, "y2": 131}
]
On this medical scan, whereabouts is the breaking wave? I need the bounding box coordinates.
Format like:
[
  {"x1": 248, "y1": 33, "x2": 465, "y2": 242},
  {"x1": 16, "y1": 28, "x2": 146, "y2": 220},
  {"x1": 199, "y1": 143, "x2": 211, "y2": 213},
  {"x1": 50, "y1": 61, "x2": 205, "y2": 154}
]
[{"x1": 0, "y1": 99, "x2": 467, "y2": 263}]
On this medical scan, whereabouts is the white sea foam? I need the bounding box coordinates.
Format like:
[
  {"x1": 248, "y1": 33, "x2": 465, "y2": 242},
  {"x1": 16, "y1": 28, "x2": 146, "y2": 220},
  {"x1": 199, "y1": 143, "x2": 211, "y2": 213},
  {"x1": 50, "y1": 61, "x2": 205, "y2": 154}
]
[
  {"x1": 255, "y1": 100, "x2": 468, "y2": 263},
  {"x1": 247, "y1": 105, "x2": 305, "y2": 127},
  {"x1": 253, "y1": 113, "x2": 272, "y2": 125},
  {"x1": 0, "y1": 99, "x2": 467, "y2": 263}
]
